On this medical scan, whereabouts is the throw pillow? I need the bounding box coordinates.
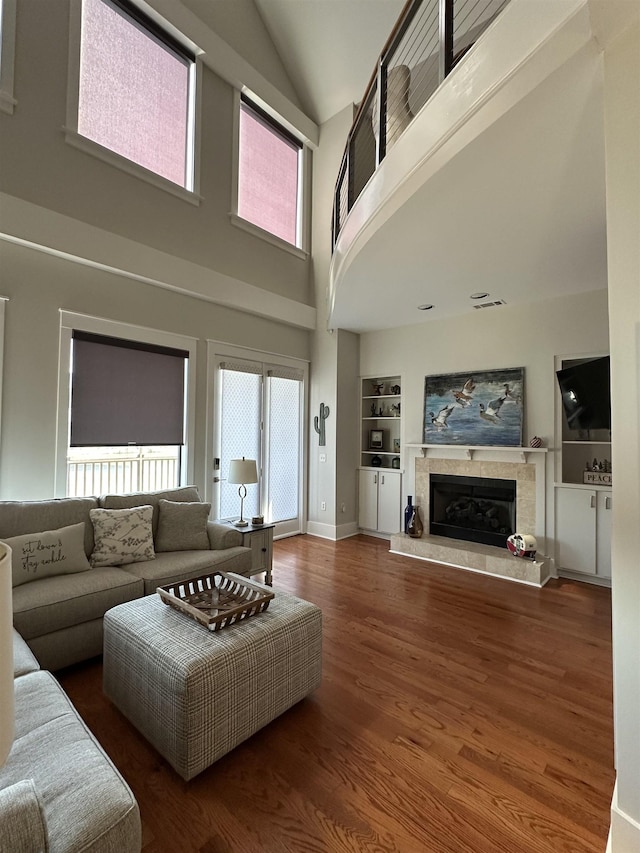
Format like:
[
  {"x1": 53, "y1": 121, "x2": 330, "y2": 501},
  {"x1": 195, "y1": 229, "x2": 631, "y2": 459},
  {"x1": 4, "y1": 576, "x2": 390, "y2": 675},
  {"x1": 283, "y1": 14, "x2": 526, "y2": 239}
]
[
  {"x1": 3, "y1": 522, "x2": 91, "y2": 587},
  {"x1": 89, "y1": 505, "x2": 155, "y2": 567},
  {"x1": 155, "y1": 499, "x2": 212, "y2": 552}
]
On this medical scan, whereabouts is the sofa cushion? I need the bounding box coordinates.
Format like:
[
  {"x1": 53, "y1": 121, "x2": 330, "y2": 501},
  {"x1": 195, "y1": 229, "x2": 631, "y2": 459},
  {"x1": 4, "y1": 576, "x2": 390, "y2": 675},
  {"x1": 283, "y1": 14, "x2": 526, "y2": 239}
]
[
  {"x1": 12, "y1": 567, "x2": 144, "y2": 641},
  {"x1": 4, "y1": 522, "x2": 91, "y2": 587},
  {"x1": 89, "y1": 505, "x2": 155, "y2": 567},
  {"x1": 2, "y1": 670, "x2": 141, "y2": 852},
  {"x1": 100, "y1": 486, "x2": 201, "y2": 536},
  {"x1": 0, "y1": 497, "x2": 99, "y2": 559},
  {"x1": 155, "y1": 499, "x2": 211, "y2": 552},
  {"x1": 13, "y1": 628, "x2": 40, "y2": 677},
  {"x1": 0, "y1": 779, "x2": 48, "y2": 852},
  {"x1": 126, "y1": 547, "x2": 253, "y2": 595}
]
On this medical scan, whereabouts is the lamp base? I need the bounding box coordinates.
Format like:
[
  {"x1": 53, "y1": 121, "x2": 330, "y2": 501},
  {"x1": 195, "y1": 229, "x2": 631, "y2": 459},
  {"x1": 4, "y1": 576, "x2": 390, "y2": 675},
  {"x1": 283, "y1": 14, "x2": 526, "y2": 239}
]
[{"x1": 234, "y1": 519, "x2": 248, "y2": 527}]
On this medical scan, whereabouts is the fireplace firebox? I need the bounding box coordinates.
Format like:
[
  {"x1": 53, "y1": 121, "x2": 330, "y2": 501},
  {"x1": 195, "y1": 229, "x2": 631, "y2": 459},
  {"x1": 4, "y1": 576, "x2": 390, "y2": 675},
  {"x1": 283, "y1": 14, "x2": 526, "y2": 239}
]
[{"x1": 429, "y1": 473, "x2": 516, "y2": 548}]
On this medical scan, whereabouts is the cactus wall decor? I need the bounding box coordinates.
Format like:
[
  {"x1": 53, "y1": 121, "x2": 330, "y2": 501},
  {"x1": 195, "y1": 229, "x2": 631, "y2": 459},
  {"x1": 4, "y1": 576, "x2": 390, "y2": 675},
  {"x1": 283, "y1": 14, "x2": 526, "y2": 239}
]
[{"x1": 314, "y1": 403, "x2": 330, "y2": 446}]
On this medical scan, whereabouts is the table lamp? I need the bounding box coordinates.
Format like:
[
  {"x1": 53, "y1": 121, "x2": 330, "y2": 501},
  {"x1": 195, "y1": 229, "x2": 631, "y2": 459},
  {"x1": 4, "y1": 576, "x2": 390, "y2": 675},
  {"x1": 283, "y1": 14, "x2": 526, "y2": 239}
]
[
  {"x1": 0, "y1": 543, "x2": 14, "y2": 766},
  {"x1": 227, "y1": 457, "x2": 258, "y2": 527}
]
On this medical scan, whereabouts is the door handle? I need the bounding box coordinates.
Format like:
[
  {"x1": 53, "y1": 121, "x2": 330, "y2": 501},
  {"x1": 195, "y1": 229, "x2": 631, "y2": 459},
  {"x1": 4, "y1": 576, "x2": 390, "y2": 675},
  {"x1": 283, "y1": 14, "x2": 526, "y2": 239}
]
[
  {"x1": 381, "y1": 475, "x2": 385, "y2": 485},
  {"x1": 606, "y1": 497, "x2": 611, "y2": 510},
  {"x1": 590, "y1": 495, "x2": 596, "y2": 509},
  {"x1": 374, "y1": 474, "x2": 377, "y2": 485}
]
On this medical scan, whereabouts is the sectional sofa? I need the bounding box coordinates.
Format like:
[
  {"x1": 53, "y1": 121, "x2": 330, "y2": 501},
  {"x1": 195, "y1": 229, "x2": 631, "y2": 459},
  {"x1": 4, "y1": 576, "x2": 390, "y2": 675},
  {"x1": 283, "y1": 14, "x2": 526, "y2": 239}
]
[{"x1": 1, "y1": 485, "x2": 252, "y2": 671}]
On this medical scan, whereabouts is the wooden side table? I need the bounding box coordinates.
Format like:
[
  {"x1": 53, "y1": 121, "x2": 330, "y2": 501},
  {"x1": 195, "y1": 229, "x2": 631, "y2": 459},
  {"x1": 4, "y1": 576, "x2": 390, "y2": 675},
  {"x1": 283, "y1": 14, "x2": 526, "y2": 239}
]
[{"x1": 221, "y1": 522, "x2": 274, "y2": 585}]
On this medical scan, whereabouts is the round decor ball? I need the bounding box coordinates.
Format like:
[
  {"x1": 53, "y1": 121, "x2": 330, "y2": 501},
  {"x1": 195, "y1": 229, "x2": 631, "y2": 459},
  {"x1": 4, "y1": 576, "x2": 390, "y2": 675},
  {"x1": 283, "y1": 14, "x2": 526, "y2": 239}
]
[{"x1": 529, "y1": 436, "x2": 543, "y2": 448}]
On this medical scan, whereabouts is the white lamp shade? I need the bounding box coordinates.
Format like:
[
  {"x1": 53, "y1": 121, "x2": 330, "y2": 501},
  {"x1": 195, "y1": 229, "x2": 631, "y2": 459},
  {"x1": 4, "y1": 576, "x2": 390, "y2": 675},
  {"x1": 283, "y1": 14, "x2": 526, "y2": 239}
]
[
  {"x1": 228, "y1": 458, "x2": 258, "y2": 485},
  {"x1": 0, "y1": 543, "x2": 14, "y2": 766}
]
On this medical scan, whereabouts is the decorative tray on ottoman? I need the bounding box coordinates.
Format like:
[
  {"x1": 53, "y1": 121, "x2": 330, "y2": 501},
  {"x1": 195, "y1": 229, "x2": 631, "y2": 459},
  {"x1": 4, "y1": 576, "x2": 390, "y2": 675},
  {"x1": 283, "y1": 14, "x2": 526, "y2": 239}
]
[{"x1": 157, "y1": 572, "x2": 274, "y2": 631}]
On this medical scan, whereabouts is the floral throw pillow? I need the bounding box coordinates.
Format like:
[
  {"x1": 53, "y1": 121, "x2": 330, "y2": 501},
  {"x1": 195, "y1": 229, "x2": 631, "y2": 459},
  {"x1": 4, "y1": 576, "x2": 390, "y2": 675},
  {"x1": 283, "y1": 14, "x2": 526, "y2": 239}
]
[{"x1": 89, "y1": 505, "x2": 155, "y2": 567}]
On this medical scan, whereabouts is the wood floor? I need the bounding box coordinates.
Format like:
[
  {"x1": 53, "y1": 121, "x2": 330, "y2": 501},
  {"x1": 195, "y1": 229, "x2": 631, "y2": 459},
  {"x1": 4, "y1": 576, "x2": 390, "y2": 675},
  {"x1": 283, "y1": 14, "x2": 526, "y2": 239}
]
[{"x1": 59, "y1": 535, "x2": 615, "y2": 853}]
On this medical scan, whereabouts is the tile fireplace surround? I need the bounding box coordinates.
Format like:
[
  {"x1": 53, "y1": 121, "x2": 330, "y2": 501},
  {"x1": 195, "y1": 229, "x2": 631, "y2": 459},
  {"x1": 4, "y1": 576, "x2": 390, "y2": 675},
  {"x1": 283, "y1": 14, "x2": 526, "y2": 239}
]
[{"x1": 390, "y1": 452, "x2": 550, "y2": 586}]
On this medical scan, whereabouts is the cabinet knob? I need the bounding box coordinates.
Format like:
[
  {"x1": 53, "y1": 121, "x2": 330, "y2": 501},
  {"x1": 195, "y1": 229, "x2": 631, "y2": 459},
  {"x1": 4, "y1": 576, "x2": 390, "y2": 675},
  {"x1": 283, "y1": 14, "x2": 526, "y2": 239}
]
[{"x1": 590, "y1": 495, "x2": 596, "y2": 509}]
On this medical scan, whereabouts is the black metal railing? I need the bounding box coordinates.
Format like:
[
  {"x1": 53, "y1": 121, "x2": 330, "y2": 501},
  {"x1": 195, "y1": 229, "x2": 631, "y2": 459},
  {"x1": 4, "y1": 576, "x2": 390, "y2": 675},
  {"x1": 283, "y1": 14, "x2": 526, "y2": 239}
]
[{"x1": 332, "y1": 0, "x2": 509, "y2": 248}]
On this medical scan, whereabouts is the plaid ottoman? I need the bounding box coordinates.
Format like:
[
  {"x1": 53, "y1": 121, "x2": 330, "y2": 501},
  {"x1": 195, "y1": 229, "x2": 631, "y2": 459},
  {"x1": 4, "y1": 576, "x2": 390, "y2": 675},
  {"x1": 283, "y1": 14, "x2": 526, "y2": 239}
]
[{"x1": 103, "y1": 580, "x2": 322, "y2": 780}]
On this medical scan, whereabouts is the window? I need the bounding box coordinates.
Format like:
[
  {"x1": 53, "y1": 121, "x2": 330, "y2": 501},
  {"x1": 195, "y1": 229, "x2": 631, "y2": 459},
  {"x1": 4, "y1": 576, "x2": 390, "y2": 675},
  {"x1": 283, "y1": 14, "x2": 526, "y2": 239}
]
[
  {"x1": 238, "y1": 95, "x2": 303, "y2": 247},
  {"x1": 73, "y1": 0, "x2": 196, "y2": 189},
  {"x1": 0, "y1": 0, "x2": 17, "y2": 114},
  {"x1": 57, "y1": 313, "x2": 197, "y2": 498}
]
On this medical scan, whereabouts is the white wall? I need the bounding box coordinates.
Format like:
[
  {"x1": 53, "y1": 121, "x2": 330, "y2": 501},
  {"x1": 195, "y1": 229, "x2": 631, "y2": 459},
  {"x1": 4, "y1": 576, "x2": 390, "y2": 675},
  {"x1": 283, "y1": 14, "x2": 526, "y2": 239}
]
[
  {"x1": 0, "y1": 241, "x2": 309, "y2": 501},
  {"x1": 359, "y1": 288, "x2": 610, "y2": 554},
  {"x1": 602, "y1": 19, "x2": 640, "y2": 853},
  {"x1": 0, "y1": 0, "x2": 312, "y2": 307}
]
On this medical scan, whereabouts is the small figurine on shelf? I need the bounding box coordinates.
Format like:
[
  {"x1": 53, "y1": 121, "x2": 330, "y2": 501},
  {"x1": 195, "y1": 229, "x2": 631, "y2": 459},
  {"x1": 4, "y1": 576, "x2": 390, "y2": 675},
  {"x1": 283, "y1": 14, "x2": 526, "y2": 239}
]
[
  {"x1": 391, "y1": 384, "x2": 401, "y2": 395},
  {"x1": 370, "y1": 402, "x2": 377, "y2": 417},
  {"x1": 391, "y1": 403, "x2": 401, "y2": 417},
  {"x1": 372, "y1": 382, "x2": 384, "y2": 396}
]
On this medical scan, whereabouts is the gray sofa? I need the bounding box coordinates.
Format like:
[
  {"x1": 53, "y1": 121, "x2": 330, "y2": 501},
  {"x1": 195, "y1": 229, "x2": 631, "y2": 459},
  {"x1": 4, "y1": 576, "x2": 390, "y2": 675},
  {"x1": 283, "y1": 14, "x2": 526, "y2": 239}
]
[
  {"x1": 0, "y1": 486, "x2": 252, "y2": 671},
  {"x1": 1, "y1": 629, "x2": 141, "y2": 852}
]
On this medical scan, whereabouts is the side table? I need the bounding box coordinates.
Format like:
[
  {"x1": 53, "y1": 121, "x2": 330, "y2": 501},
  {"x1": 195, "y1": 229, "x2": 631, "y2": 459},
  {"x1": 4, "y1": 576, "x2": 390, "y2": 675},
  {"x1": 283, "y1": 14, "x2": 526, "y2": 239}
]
[{"x1": 218, "y1": 521, "x2": 274, "y2": 585}]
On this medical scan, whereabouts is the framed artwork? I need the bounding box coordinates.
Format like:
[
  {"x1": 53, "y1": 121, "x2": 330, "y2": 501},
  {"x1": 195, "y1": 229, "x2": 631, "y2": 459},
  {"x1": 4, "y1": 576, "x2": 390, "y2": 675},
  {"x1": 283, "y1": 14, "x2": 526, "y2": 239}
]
[
  {"x1": 423, "y1": 367, "x2": 524, "y2": 446},
  {"x1": 369, "y1": 429, "x2": 384, "y2": 450}
]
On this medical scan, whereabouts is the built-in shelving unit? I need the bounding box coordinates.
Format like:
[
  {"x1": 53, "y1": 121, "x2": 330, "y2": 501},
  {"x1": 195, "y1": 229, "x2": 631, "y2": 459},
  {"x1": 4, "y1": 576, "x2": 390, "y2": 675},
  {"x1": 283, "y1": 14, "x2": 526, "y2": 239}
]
[
  {"x1": 360, "y1": 375, "x2": 402, "y2": 469},
  {"x1": 555, "y1": 354, "x2": 612, "y2": 487}
]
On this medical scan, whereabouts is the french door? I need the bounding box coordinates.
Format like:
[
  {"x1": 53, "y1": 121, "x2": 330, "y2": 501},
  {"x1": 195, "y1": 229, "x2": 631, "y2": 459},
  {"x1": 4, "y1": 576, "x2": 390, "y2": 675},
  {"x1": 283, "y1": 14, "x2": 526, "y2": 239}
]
[{"x1": 213, "y1": 355, "x2": 306, "y2": 537}]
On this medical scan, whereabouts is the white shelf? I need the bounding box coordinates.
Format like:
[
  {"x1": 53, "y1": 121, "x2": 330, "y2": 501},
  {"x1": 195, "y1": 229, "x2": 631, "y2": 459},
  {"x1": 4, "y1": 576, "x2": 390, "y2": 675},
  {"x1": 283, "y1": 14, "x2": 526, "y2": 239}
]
[{"x1": 405, "y1": 443, "x2": 548, "y2": 463}]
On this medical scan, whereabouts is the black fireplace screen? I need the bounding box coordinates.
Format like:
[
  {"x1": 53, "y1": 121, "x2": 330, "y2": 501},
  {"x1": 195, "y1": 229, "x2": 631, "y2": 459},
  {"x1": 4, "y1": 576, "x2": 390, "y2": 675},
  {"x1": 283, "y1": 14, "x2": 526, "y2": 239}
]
[{"x1": 429, "y1": 473, "x2": 516, "y2": 548}]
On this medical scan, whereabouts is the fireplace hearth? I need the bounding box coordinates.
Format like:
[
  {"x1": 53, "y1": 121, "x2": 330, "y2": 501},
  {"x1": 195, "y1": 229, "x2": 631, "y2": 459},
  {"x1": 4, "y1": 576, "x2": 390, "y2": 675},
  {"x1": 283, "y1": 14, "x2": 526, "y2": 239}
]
[{"x1": 429, "y1": 473, "x2": 516, "y2": 548}]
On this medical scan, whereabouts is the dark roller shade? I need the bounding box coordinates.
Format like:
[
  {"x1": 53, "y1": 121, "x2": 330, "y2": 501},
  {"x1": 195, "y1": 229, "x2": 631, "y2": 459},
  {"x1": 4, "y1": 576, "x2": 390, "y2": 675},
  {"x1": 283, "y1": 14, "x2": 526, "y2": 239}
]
[{"x1": 70, "y1": 331, "x2": 188, "y2": 447}]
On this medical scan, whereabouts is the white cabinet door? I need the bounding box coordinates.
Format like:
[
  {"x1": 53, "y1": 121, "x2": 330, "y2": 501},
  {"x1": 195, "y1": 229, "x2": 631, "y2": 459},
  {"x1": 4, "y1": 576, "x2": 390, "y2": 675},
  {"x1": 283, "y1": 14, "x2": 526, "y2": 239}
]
[
  {"x1": 377, "y1": 470, "x2": 401, "y2": 534},
  {"x1": 358, "y1": 469, "x2": 379, "y2": 531},
  {"x1": 596, "y1": 491, "x2": 612, "y2": 579},
  {"x1": 556, "y1": 487, "x2": 597, "y2": 575}
]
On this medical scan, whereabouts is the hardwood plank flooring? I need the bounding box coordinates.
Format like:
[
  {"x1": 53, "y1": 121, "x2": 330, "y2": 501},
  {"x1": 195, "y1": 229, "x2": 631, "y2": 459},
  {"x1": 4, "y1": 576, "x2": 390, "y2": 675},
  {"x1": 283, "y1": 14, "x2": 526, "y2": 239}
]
[{"x1": 59, "y1": 535, "x2": 614, "y2": 852}]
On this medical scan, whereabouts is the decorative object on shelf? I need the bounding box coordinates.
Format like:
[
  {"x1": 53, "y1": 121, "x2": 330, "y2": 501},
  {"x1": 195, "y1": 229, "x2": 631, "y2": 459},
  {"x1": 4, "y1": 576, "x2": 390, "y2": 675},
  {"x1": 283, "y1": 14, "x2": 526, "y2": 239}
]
[
  {"x1": 404, "y1": 496, "x2": 413, "y2": 534},
  {"x1": 227, "y1": 457, "x2": 258, "y2": 528},
  {"x1": 251, "y1": 515, "x2": 264, "y2": 526},
  {"x1": 371, "y1": 455, "x2": 382, "y2": 467},
  {"x1": 424, "y1": 367, "x2": 524, "y2": 447},
  {"x1": 369, "y1": 429, "x2": 384, "y2": 450},
  {"x1": 393, "y1": 438, "x2": 401, "y2": 453},
  {"x1": 372, "y1": 382, "x2": 384, "y2": 395},
  {"x1": 506, "y1": 533, "x2": 537, "y2": 559},
  {"x1": 391, "y1": 457, "x2": 401, "y2": 469},
  {"x1": 313, "y1": 402, "x2": 330, "y2": 446},
  {"x1": 391, "y1": 384, "x2": 401, "y2": 395},
  {"x1": 584, "y1": 457, "x2": 612, "y2": 485},
  {"x1": 529, "y1": 436, "x2": 543, "y2": 448},
  {"x1": 391, "y1": 403, "x2": 401, "y2": 417},
  {"x1": 370, "y1": 403, "x2": 377, "y2": 417},
  {"x1": 407, "y1": 505, "x2": 423, "y2": 538}
]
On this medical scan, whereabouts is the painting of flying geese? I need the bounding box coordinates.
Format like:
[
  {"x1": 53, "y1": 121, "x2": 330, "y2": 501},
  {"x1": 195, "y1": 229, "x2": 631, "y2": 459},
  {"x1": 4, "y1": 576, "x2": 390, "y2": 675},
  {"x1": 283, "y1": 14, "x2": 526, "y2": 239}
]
[{"x1": 423, "y1": 367, "x2": 524, "y2": 446}]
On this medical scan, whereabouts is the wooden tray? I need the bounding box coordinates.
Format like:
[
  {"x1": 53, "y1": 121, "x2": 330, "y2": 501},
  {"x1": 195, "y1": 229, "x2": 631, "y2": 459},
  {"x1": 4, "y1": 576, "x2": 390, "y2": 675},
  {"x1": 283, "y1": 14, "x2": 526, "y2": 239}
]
[{"x1": 157, "y1": 572, "x2": 274, "y2": 632}]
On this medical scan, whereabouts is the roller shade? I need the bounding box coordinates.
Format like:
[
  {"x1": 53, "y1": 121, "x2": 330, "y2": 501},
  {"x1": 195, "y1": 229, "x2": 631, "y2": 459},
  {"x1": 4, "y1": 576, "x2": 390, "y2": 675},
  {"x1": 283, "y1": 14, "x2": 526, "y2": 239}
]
[{"x1": 70, "y1": 331, "x2": 188, "y2": 447}]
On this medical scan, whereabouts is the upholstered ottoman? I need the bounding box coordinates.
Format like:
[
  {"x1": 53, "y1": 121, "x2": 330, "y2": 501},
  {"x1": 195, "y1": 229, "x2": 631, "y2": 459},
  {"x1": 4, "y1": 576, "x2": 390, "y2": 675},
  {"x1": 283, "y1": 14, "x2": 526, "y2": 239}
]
[{"x1": 103, "y1": 578, "x2": 322, "y2": 780}]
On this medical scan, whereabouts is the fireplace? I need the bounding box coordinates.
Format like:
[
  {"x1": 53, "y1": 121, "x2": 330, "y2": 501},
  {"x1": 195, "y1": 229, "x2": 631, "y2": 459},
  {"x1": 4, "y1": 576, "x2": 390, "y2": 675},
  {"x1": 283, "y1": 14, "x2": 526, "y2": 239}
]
[{"x1": 429, "y1": 473, "x2": 516, "y2": 548}]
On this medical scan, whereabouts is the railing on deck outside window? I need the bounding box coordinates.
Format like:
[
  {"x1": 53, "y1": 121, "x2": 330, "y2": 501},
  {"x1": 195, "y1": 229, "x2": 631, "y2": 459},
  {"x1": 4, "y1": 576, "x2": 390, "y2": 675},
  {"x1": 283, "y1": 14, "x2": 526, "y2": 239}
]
[
  {"x1": 67, "y1": 448, "x2": 180, "y2": 497},
  {"x1": 332, "y1": 0, "x2": 509, "y2": 249}
]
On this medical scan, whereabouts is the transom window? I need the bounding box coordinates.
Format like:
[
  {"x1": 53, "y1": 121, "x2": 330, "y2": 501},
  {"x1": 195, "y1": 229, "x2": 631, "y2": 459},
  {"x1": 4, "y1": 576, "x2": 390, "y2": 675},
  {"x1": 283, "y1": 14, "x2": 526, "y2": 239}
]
[
  {"x1": 238, "y1": 95, "x2": 303, "y2": 247},
  {"x1": 77, "y1": 0, "x2": 195, "y2": 188}
]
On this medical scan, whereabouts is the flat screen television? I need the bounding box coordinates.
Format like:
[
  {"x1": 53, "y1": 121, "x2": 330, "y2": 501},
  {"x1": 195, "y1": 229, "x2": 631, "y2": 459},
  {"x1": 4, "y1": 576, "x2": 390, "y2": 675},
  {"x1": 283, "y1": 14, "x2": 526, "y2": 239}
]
[{"x1": 556, "y1": 356, "x2": 611, "y2": 431}]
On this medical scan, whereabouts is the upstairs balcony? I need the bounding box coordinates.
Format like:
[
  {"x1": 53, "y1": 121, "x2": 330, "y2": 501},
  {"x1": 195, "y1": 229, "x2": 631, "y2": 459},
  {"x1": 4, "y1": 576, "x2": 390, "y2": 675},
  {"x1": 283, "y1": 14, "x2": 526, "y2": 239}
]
[{"x1": 328, "y1": 0, "x2": 607, "y2": 333}]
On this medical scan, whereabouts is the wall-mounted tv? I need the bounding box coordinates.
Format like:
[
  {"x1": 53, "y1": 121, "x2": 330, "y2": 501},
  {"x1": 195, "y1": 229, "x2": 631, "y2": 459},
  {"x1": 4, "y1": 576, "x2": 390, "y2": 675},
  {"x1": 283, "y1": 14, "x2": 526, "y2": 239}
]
[{"x1": 556, "y1": 355, "x2": 611, "y2": 431}]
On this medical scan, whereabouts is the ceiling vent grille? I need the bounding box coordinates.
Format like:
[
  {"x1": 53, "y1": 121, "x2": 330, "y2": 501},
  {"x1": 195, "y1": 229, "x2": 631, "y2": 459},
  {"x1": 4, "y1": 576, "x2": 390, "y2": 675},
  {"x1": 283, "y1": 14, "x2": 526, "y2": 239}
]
[{"x1": 473, "y1": 300, "x2": 507, "y2": 310}]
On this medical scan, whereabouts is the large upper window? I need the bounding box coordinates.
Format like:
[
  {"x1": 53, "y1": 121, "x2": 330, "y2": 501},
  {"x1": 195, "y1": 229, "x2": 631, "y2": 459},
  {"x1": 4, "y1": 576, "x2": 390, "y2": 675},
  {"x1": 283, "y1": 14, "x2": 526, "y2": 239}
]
[
  {"x1": 77, "y1": 0, "x2": 195, "y2": 188},
  {"x1": 238, "y1": 95, "x2": 303, "y2": 247}
]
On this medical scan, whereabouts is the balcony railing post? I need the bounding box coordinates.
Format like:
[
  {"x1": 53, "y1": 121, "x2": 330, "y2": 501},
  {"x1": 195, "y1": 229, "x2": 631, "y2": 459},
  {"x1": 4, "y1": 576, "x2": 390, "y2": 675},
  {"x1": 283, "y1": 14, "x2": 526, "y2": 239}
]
[
  {"x1": 439, "y1": 0, "x2": 454, "y2": 81},
  {"x1": 375, "y1": 60, "x2": 387, "y2": 165}
]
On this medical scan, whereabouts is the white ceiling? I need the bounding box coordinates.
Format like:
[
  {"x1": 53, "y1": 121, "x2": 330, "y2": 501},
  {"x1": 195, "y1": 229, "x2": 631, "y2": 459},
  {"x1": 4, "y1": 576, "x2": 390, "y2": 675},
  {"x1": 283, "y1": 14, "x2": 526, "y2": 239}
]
[{"x1": 253, "y1": 0, "x2": 405, "y2": 123}]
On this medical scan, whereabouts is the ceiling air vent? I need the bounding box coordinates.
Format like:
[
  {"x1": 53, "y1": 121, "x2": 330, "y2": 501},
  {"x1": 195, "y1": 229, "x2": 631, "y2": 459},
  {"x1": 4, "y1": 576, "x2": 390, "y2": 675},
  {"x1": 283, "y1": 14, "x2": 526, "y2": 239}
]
[{"x1": 473, "y1": 300, "x2": 507, "y2": 310}]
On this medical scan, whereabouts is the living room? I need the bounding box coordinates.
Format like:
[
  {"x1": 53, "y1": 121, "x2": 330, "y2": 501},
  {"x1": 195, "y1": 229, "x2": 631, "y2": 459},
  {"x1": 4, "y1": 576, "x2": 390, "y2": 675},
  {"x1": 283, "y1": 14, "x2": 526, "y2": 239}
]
[{"x1": 0, "y1": 0, "x2": 638, "y2": 851}]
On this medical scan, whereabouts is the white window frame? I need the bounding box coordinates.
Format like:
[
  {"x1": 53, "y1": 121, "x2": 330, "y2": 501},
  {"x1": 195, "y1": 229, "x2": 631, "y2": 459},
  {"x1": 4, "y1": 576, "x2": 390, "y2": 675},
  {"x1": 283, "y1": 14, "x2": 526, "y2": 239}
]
[
  {"x1": 206, "y1": 341, "x2": 308, "y2": 537},
  {"x1": 230, "y1": 88, "x2": 310, "y2": 259},
  {"x1": 0, "y1": 0, "x2": 17, "y2": 114},
  {"x1": 56, "y1": 311, "x2": 197, "y2": 498},
  {"x1": 65, "y1": 0, "x2": 203, "y2": 204}
]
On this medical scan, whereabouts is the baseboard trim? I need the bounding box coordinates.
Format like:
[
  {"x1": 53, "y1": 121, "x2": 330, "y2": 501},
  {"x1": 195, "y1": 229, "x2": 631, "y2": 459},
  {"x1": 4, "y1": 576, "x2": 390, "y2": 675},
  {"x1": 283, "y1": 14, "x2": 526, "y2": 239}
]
[{"x1": 609, "y1": 781, "x2": 640, "y2": 852}]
